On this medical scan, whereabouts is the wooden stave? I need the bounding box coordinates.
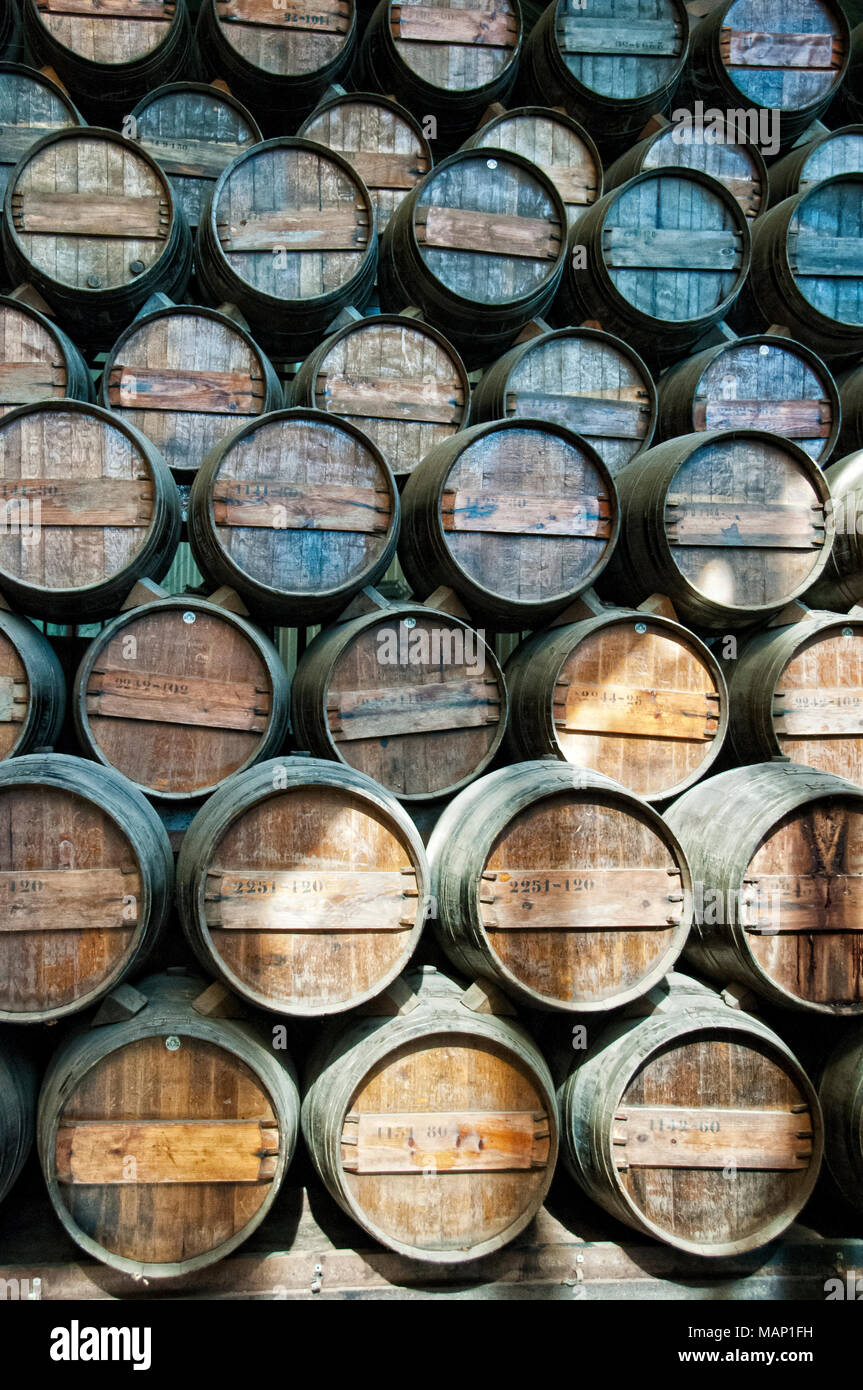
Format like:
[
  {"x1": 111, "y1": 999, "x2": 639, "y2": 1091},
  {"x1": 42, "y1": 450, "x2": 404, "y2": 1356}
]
[
  {"x1": 194, "y1": 137, "x2": 379, "y2": 360},
  {"x1": 195, "y1": 0, "x2": 358, "y2": 135},
  {"x1": 0, "y1": 752, "x2": 174, "y2": 1026},
  {"x1": 664, "y1": 761, "x2": 863, "y2": 1015},
  {"x1": 836, "y1": 365, "x2": 863, "y2": 459},
  {"x1": 470, "y1": 324, "x2": 657, "y2": 473},
  {"x1": 0, "y1": 290, "x2": 94, "y2": 408},
  {"x1": 0, "y1": 1027, "x2": 36, "y2": 1207},
  {"x1": 36, "y1": 970, "x2": 300, "y2": 1279},
  {"x1": 726, "y1": 610, "x2": 863, "y2": 767},
  {"x1": 289, "y1": 311, "x2": 470, "y2": 480},
  {"x1": 806, "y1": 449, "x2": 863, "y2": 612},
  {"x1": 98, "y1": 302, "x2": 284, "y2": 477},
  {"x1": 684, "y1": 0, "x2": 851, "y2": 151},
  {"x1": 461, "y1": 104, "x2": 603, "y2": 226},
  {"x1": 398, "y1": 416, "x2": 620, "y2": 630},
  {"x1": 554, "y1": 167, "x2": 753, "y2": 367},
  {"x1": 427, "y1": 759, "x2": 693, "y2": 1012},
  {"x1": 187, "y1": 406, "x2": 400, "y2": 625},
  {"x1": 503, "y1": 608, "x2": 728, "y2": 801},
  {"x1": 0, "y1": 61, "x2": 85, "y2": 206},
  {"x1": 301, "y1": 963, "x2": 559, "y2": 1263},
  {"x1": 0, "y1": 399, "x2": 182, "y2": 624},
  {"x1": 602, "y1": 115, "x2": 768, "y2": 220},
  {"x1": 377, "y1": 147, "x2": 569, "y2": 367},
  {"x1": 655, "y1": 333, "x2": 841, "y2": 464},
  {"x1": 20, "y1": 0, "x2": 193, "y2": 122},
  {"x1": 176, "y1": 755, "x2": 430, "y2": 1017},
  {"x1": 557, "y1": 972, "x2": 824, "y2": 1256},
  {"x1": 767, "y1": 126, "x2": 863, "y2": 206},
  {"x1": 518, "y1": 0, "x2": 690, "y2": 156},
  {"x1": 729, "y1": 175, "x2": 863, "y2": 364},
  {"x1": 1, "y1": 127, "x2": 194, "y2": 347},
  {"x1": 0, "y1": 609, "x2": 66, "y2": 759},
  {"x1": 596, "y1": 428, "x2": 835, "y2": 632},
  {"x1": 289, "y1": 601, "x2": 507, "y2": 801},
  {"x1": 71, "y1": 595, "x2": 291, "y2": 803}
]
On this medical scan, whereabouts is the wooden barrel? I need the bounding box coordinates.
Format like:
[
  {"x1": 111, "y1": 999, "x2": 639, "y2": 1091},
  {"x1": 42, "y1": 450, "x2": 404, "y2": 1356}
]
[
  {"x1": 0, "y1": 1030, "x2": 36, "y2": 1206},
  {"x1": 301, "y1": 964, "x2": 557, "y2": 1262},
  {"x1": 0, "y1": 752, "x2": 173, "y2": 1025},
  {"x1": 195, "y1": 0, "x2": 358, "y2": 134},
  {"x1": 378, "y1": 148, "x2": 567, "y2": 367},
  {"x1": 558, "y1": 972, "x2": 823, "y2": 1255},
  {"x1": 37, "y1": 970, "x2": 300, "y2": 1278},
  {"x1": 99, "y1": 300, "x2": 283, "y2": 477},
  {"x1": 399, "y1": 417, "x2": 619, "y2": 629},
  {"x1": 128, "y1": 82, "x2": 264, "y2": 235},
  {"x1": 685, "y1": 0, "x2": 850, "y2": 150},
  {"x1": 504, "y1": 607, "x2": 727, "y2": 801},
  {"x1": 289, "y1": 311, "x2": 469, "y2": 482},
  {"x1": 188, "y1": 407, "x2": 398, "y2": 624},
  {"x1": 0, "y1": 609, "x2": 66, "y2": 760},
  {"x1": 806, "y1": 450, "x2": 863, "y2": 612},
  {"x1": 290, "y1": 601, "x2": 506, "y2": 800},
  {"x1": 838, "y1": 23, "x2": 863, "y2": 124},
  {"x1": 0, "y1": 291, "x2": 93, "y2": 417},
  {"x1": 730, "y1": 174, "x2": 863, "y2": 364},
  {"x1": 471, "y1": 325, "x2": 656, "y2": 477},
  {"x1": 0, "y1": 400, "x2": 181, "y2": 623},
  {"x1": 195, "y1": 137, "x2": 377, "y2": 360},
  {"x1": 519, "y1": 0, "x2": 690, "y2": 154},
  {"x1": 73, "y1": 595, "x2": 290, "y2": 803},
  {"x1": 1, "y1": 127, "x2": 193, "y2": 346},
  {"x1": 176, "y1": 756, "x2": 429, "y2": 1016},
  {"x1": 298, "y1": 90, "x2": 432, "y2": 233},
  {"x1": 665, "y1": 762, "x2": 863, "y2": 1015},
  {"x1": 837, "y1": 365, "x2": 863, "y2": 457},
  {"x1": 656, "y1": 333, "x2": 840, "y2": 464},
  {"x1": 358, "y1": 0, "x2": 522, "y2": 141},
  {"x1": 20, "y1": 0, "x2": 193, "y2": 124},
  {"x1": 462, "y1": 104, "x2": 602, "y2": 228},
  {"x1": 819, "y1": 1025, "x2": 863, "y2": 1216},
  {"x1": 554, "y1": 168, "x2": 751, "y2": 366},
  {"x1": 726, "y1": 610, "x2": 863, "y2": 783},
  {"x1": 429, "y1": 761, "x2": 692, "y2": 1013},
  {"x1": 0, "y1": 62, "x2": 83, "y2": 207},
  {"x1": 603, "y1": 112, "x2": 767, "y2": 221},
  {"x1": 597, "y1": 430, "x2": 834, "y2": 631},
  {"x1": 768, "y1": 125, "x2": 863, "y2": 205}
]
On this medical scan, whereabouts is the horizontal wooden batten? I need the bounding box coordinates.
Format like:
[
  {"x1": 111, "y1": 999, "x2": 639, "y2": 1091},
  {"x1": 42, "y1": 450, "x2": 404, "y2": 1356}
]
[
  {"x1": 136, "y1": 137, "x2": 259, "y2": 181},
  {"x1": 0, "y1": 478, "x2": 153, "y2": 528},
  {"x1": 555, "y1": 681, "x2": 719, "y2": 741},
  {"x1": 391, "y1": 5, "x2": 518, "y2": 46},
  {"x1": 107, "y1": 366, "x2": 263, "y2": 415},
  {"x1": 347, "y1": 152, "x2": 430, "y2": 191},
  {"x1": 693, "y1": 398, "x2": 832, "y2": 437},
  {"x1": 10, "y1": 193, "x2": 169, "y2": 241},
  {"x1": 743, "y1": 873, "x2": 863, "y2": 933},
  {"x1": 215, "y1": 0, "x2": 351, "y2": 31},
  {"x1": 788, "y1": 234, "x2": 863, "y2": 277},
  {"x1": 212, "y1": 480, "x2": 391, "y2": 533},
  {"x1": 315, "y1": 373, "x2": 463, "y2": 425},
  {"x1": 773, "y1": 688, "x2": 863, "y2": 737},
  {"x1": 613, "y1": 1106, "x2": 813, "y2": 1171},
  {"x1": 0, "y1": 127, "x2": 81, "y2": 166},
  {"x1": 341, "y1": 1110, "x2": 548, "y2": 1174},
  {"x1": 85, "y1": 667, "x2": 269, "y2": 734},
  {"x1": 665, "y1": 500, "x2": 825, "y2": 549},
  {"x1": 720, "y1": 27, "x2": 841, "y2": 69},
  {"x1": 0, "y1": 868, "x2": 140, "y2": 933},
  {"x1": 442, "y1": 489, "x2": 611, "y2": 538},
  {"x1": 35, "y1": 0, "x2": 174, "y2": 15},
  {"x1": 538, "y1": 167, "x2": 598, "y2": 207},
  {"x1": 602, "y1": 227, "x2": 743, "y2": 271},
  {"x1": 217, "y1": 210, "x2": 368, "y2": 253},
  {"x1": 56, "y1": 1119, "x2": 279, "y2": 1186},
  {"x1": 558, "y1": 16, "x2": 682, "y2": 55},
  {"x1": 0, "y1": 363, "x2": 66, "y2": 406},
  {"x1": 415, "y1": 205, "x2": 561, "y2": 261},
  {"x1": 504, "y1": 389, "x2": 650, "y2": 439},
  {"x1": 0, "y1": 677, "x2": 29, "y2": 725},
  {"x1": 328, "y1": 678, "x2": 499, "y2": 742},
  {"x1": 206, "y1": 868, "x2": 415, "y2": 932},
  {"x1": 481, "y1": 867, "x2": 681, "y2": 930}
]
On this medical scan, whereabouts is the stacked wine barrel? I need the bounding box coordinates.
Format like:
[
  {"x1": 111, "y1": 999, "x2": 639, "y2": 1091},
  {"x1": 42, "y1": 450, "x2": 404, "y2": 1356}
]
[{"x1": 2, "y1": 0, "x2": 863, "y2": 1289}]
